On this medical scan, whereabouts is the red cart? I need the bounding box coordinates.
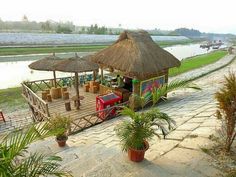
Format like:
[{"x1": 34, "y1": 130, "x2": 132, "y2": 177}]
[{"x1": 96, "y1": 93, "x2": 122, "y2": 120}]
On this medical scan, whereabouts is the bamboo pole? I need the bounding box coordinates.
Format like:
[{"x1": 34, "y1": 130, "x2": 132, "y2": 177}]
[
  {"x1": 93, "y1": 70, "x2": 96, "y2": 81},
  {"x1": 53, "y1": 70, "x2": 57, "y2": 88},
  {"x1": 74, "y1": 72, "x2": 80, "y2": 109},
  {"x1": 101, "y1": 67, "x2": 104, "y2": 83}
]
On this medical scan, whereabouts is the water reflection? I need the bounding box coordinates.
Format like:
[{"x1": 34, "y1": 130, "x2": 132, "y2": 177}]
[{"x1": 0, "y1": 43, "x2": 227, "y2": 89}]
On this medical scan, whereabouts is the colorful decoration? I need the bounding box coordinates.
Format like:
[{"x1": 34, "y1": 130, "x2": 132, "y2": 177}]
[{"x1": 140, "y1": 76, "x2": 165, "y2": 99}]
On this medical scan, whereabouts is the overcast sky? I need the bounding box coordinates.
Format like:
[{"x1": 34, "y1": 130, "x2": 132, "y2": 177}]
[{"x1": 0, "y1": 0, "x2": 235, "y2": 34}]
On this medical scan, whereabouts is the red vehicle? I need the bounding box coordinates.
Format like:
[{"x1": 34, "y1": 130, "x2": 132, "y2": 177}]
[{"x1": 96, "y1": 93, "x2": 122, "y2": 120}]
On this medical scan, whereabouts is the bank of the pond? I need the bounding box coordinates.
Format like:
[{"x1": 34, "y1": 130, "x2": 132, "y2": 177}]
[
  {"x1": 0, "y1": 39, "x2": 200, "y2": 56},
  {"x1": 169, "y1": 50, "x2": 227, "y2": 76},
  {"x1": 0, "y1": 87, "x2": 27, "y2": 112},
  {"x1": 0, "y1": 50, "x2": 228, "y2": 113}
]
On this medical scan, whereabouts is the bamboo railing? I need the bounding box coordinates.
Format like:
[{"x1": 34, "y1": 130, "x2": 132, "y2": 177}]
[
  {"x1": 25, "y1": 76, "x2": 74, "y2": 92},
  {"x1": 22, "y1": 83, "x2": 50, "y2": 121},
  {"x1": 69, "y1": 101, "x2": 129, "y2": 134}
]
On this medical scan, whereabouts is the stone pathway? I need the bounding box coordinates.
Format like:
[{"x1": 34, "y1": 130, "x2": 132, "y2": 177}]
[{"x1": 27, "y1": 52, "x2": 236, "y2": 176}]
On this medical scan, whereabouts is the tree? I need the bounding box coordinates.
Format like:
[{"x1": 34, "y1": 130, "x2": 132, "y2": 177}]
[
  {"x1": 174, "y1": 28, "x2": 201, "y2": 37},
  {"x1": 56, "y1": 25, "x2": 72, "y2": 34},
  {"x1": 22, "y1": 15, "x2": 29, "y2": 22},
  {"x1": 41, "y1": 20, "x2": 52, "y2": 32}
]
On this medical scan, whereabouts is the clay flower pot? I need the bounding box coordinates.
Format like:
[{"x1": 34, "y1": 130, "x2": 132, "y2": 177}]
[
  {"x1": 128, "y1": 141, "x2": 149, "y2": 162},
  {"x1": 56, "y1": 136, "x2": 68, "y2": 147}
]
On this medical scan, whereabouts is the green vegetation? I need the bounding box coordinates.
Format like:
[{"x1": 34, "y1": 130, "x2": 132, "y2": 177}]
[
  {"x1": 169, "y1": 50, "x2": 227, "y2": 76},
  {"x1": 157, "y1": 39, "x2": 202, "y2": 47},
  {"x1": 0, "y1": 123, "x2": 71, "y2": 176},
  {"x1": 0, "y1": 87, "x2": 27, "y2": 112},
  {"x1": 0, "y1": 45, "x2": 107, "y2": 56},
  {"x1": 0, "y1": 40, "x2": 201, "y2": 56},
  {"x1": 215, "y1": 72, "x2": 236, "y2": 153}
]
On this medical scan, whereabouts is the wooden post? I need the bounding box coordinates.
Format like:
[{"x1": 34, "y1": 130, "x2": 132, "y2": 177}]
[
  {"x1": 101, "y1": 67, "x2": 104, "y2": 83},
  {"x1": 93, "y1": 70, "x2": 96, "y2": 81},
  {"x1": 53, "y1": 70, "x2": 57, "y2": 88},
  {"x1": 65, "y1": 102, "x2": 71, "y2": 111},
  {"x1": 75, "y1": 72, "x2": 80, "y2": 109}
]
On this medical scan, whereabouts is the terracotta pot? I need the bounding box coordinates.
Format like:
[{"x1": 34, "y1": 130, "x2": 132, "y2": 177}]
[
  {"x1": 56, "y1": 136, "x2": 68, "y2": 147},
  {"x1": 128, "y1": 141, "x2": 149, "y2": 162}
]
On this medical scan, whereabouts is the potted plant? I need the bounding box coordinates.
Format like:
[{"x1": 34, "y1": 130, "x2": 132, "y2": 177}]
[
  {"x1": 47, "y1": 114, "x2": 71, "y2": 147},
  {"x1": 115, "y1": 79, "x2": 201, "y2": 162},
  {"x1": 115, "y1": 107, "x2": 175, "y2": 162}
]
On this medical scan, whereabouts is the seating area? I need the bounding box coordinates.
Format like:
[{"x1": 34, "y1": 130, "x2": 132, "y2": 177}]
[{"x1": 37, "y1": 85, "x2": 99, "y2": 119}]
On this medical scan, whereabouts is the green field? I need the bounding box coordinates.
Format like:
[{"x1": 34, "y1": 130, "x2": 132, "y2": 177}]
[
  {"x1": 0, "y1": 50, "x2": 228, "y2": 113},
  {"x1": 0, "y1": 39, "x2": 201, "y2": 56},
  {"x1": 0, "y1": 87, "x2": 27, "y2": 112},
  {"x1": 0, "y1": 45, "x2": 107, "y2": 56},
  {"x1": 169, "y1": 50, "x2": 228, "y2": 76}
]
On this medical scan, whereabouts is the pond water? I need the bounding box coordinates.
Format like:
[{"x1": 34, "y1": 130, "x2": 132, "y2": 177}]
[
  {"x1": 0, "y1": 33, "x2": 188, "y2": 45},
  {"x1": 0, "y1": 43, "x2": 227, "y2": 89}
]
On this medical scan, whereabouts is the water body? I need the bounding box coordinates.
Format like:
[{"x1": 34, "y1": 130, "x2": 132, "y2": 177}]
[
  {"x1": 0, "y1": 33, "x2": 188, "y2": 46},
  {"x1": 0, "y1": 43, "x2": 227, "y2": 89}
]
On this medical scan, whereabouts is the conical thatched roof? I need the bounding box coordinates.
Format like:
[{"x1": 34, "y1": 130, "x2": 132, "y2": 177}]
[
  {"x1": 90, "y1": 30, "x2": 181, "y2": 79},
  {"x1": 55, "y1": 54, "x2": 99, "y2": 73},
  {"x1": 28, "y1": 53, "x2": 61, "y2": 71}
]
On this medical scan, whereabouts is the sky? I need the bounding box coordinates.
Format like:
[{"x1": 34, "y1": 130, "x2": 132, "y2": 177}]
[{"x1": 0, "y1": 0, "x2": 235, "y2": 34}]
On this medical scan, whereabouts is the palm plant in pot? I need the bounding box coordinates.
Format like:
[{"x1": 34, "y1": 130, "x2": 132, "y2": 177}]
[
  {"x1": 115, "y1": 79, "x2": 201, "y2": 162},
  {"x1": 115, "y1": 107, "x2": 175, "y2": 162},
  {"x1": 47, "y1": 114, "x2": 72, "y2": 147}
]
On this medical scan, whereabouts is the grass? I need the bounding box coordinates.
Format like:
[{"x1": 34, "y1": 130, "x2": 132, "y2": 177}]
[
  {"x1": 169, "y1": 50, "x2": 228, "y2": 77},
  {"x1": 0, "y1": 39, "x2": 202, "y2": 56},
  {"x1": 0, "y1": 87, "x2": 27, "y2": 112},
  {"x1": 157, "y1": 39, "x2": 202, "y2": 48},
  {"x1": 0, "y1": 45, "x2": 107, "y2": 56}
]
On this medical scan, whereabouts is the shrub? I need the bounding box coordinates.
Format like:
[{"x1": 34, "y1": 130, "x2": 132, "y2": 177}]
[{"x1": 215, "y1": 72, "x2": 236, "y2": 153}]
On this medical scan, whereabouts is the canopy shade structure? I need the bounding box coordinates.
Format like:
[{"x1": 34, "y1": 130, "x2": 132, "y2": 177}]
[
  {"x1": 90, "y1": 30, "x2": 181, "y2": 79},
  {"x1": 55, "y1": 54, "x2": 99, "y2": 109},
  {"x1": 28, "y1": 53, "x2": 62, "y2": 87}
]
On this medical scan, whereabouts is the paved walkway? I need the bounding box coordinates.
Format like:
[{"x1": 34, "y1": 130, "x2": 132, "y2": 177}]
[{"x1": 27, "y1": 52, "x2": 236, "y2": 177}]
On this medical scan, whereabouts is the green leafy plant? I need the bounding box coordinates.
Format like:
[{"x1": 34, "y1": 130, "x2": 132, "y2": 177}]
[
  {"x1": 46, "y1": 114, "x2": 71, "y2": 140},
  {"x1": 115, "y1": 78, "x2": 201, "y2": 152},
  {"x1": 115, "y1": 107, "x2": 175, "y2": 151},
  {"x1": 215, "y1": 72, "x2": 236, "y2": 153},
  {"x1": 0, "y1": 123, "x2": 71, "y2": 177}
]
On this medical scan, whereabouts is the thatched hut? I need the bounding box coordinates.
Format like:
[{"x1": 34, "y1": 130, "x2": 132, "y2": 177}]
[{"x1": 90, "y1": 30, "x2": 180, "y2": 105}]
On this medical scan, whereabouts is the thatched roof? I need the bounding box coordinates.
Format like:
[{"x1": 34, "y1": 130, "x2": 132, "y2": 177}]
[
  {"x1": 28, "y1": 53, "x2": 61, "y2": 71},
  {"x1": 55, "y1": 54, "x2": 99, "y2": 73},
  {"x1": 90, "y1": 30, "x2": 181, "y2": 79}
]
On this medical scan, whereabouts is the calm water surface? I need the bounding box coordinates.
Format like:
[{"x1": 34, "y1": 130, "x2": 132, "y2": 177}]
[{"x1": 0, "y1": 43, "x2": 227, "y2": 89}]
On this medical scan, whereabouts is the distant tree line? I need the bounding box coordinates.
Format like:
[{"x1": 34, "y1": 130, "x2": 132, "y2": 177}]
[
  {"x1": 0, "y1": 16, "x2": 234, "y2": 39},
  {"x1": 174, "y1": 28, "x2": 201, "y2": 37}
]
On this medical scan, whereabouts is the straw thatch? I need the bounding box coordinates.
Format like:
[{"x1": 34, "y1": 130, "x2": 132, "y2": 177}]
[
  {"x1": 90, "y1": 30, "x2": 181, "y2": 79},
  {"x1": 55, "y1": 54, "x2": 99, "y2": 109},
  {"x1": 28, "y1": 53, "x2": 61, "y2": 71},
  {"x1": 28, "y1": 53, "x2": 62, "y2": 87},
  {"x1": 55, "y1": 54, "x2": 99, "y2": 73}
]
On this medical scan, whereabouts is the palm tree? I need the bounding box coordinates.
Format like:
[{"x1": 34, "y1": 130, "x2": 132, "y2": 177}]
[{"x1": 0, "y1": 123, "x2": 71, "y2": 177}]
